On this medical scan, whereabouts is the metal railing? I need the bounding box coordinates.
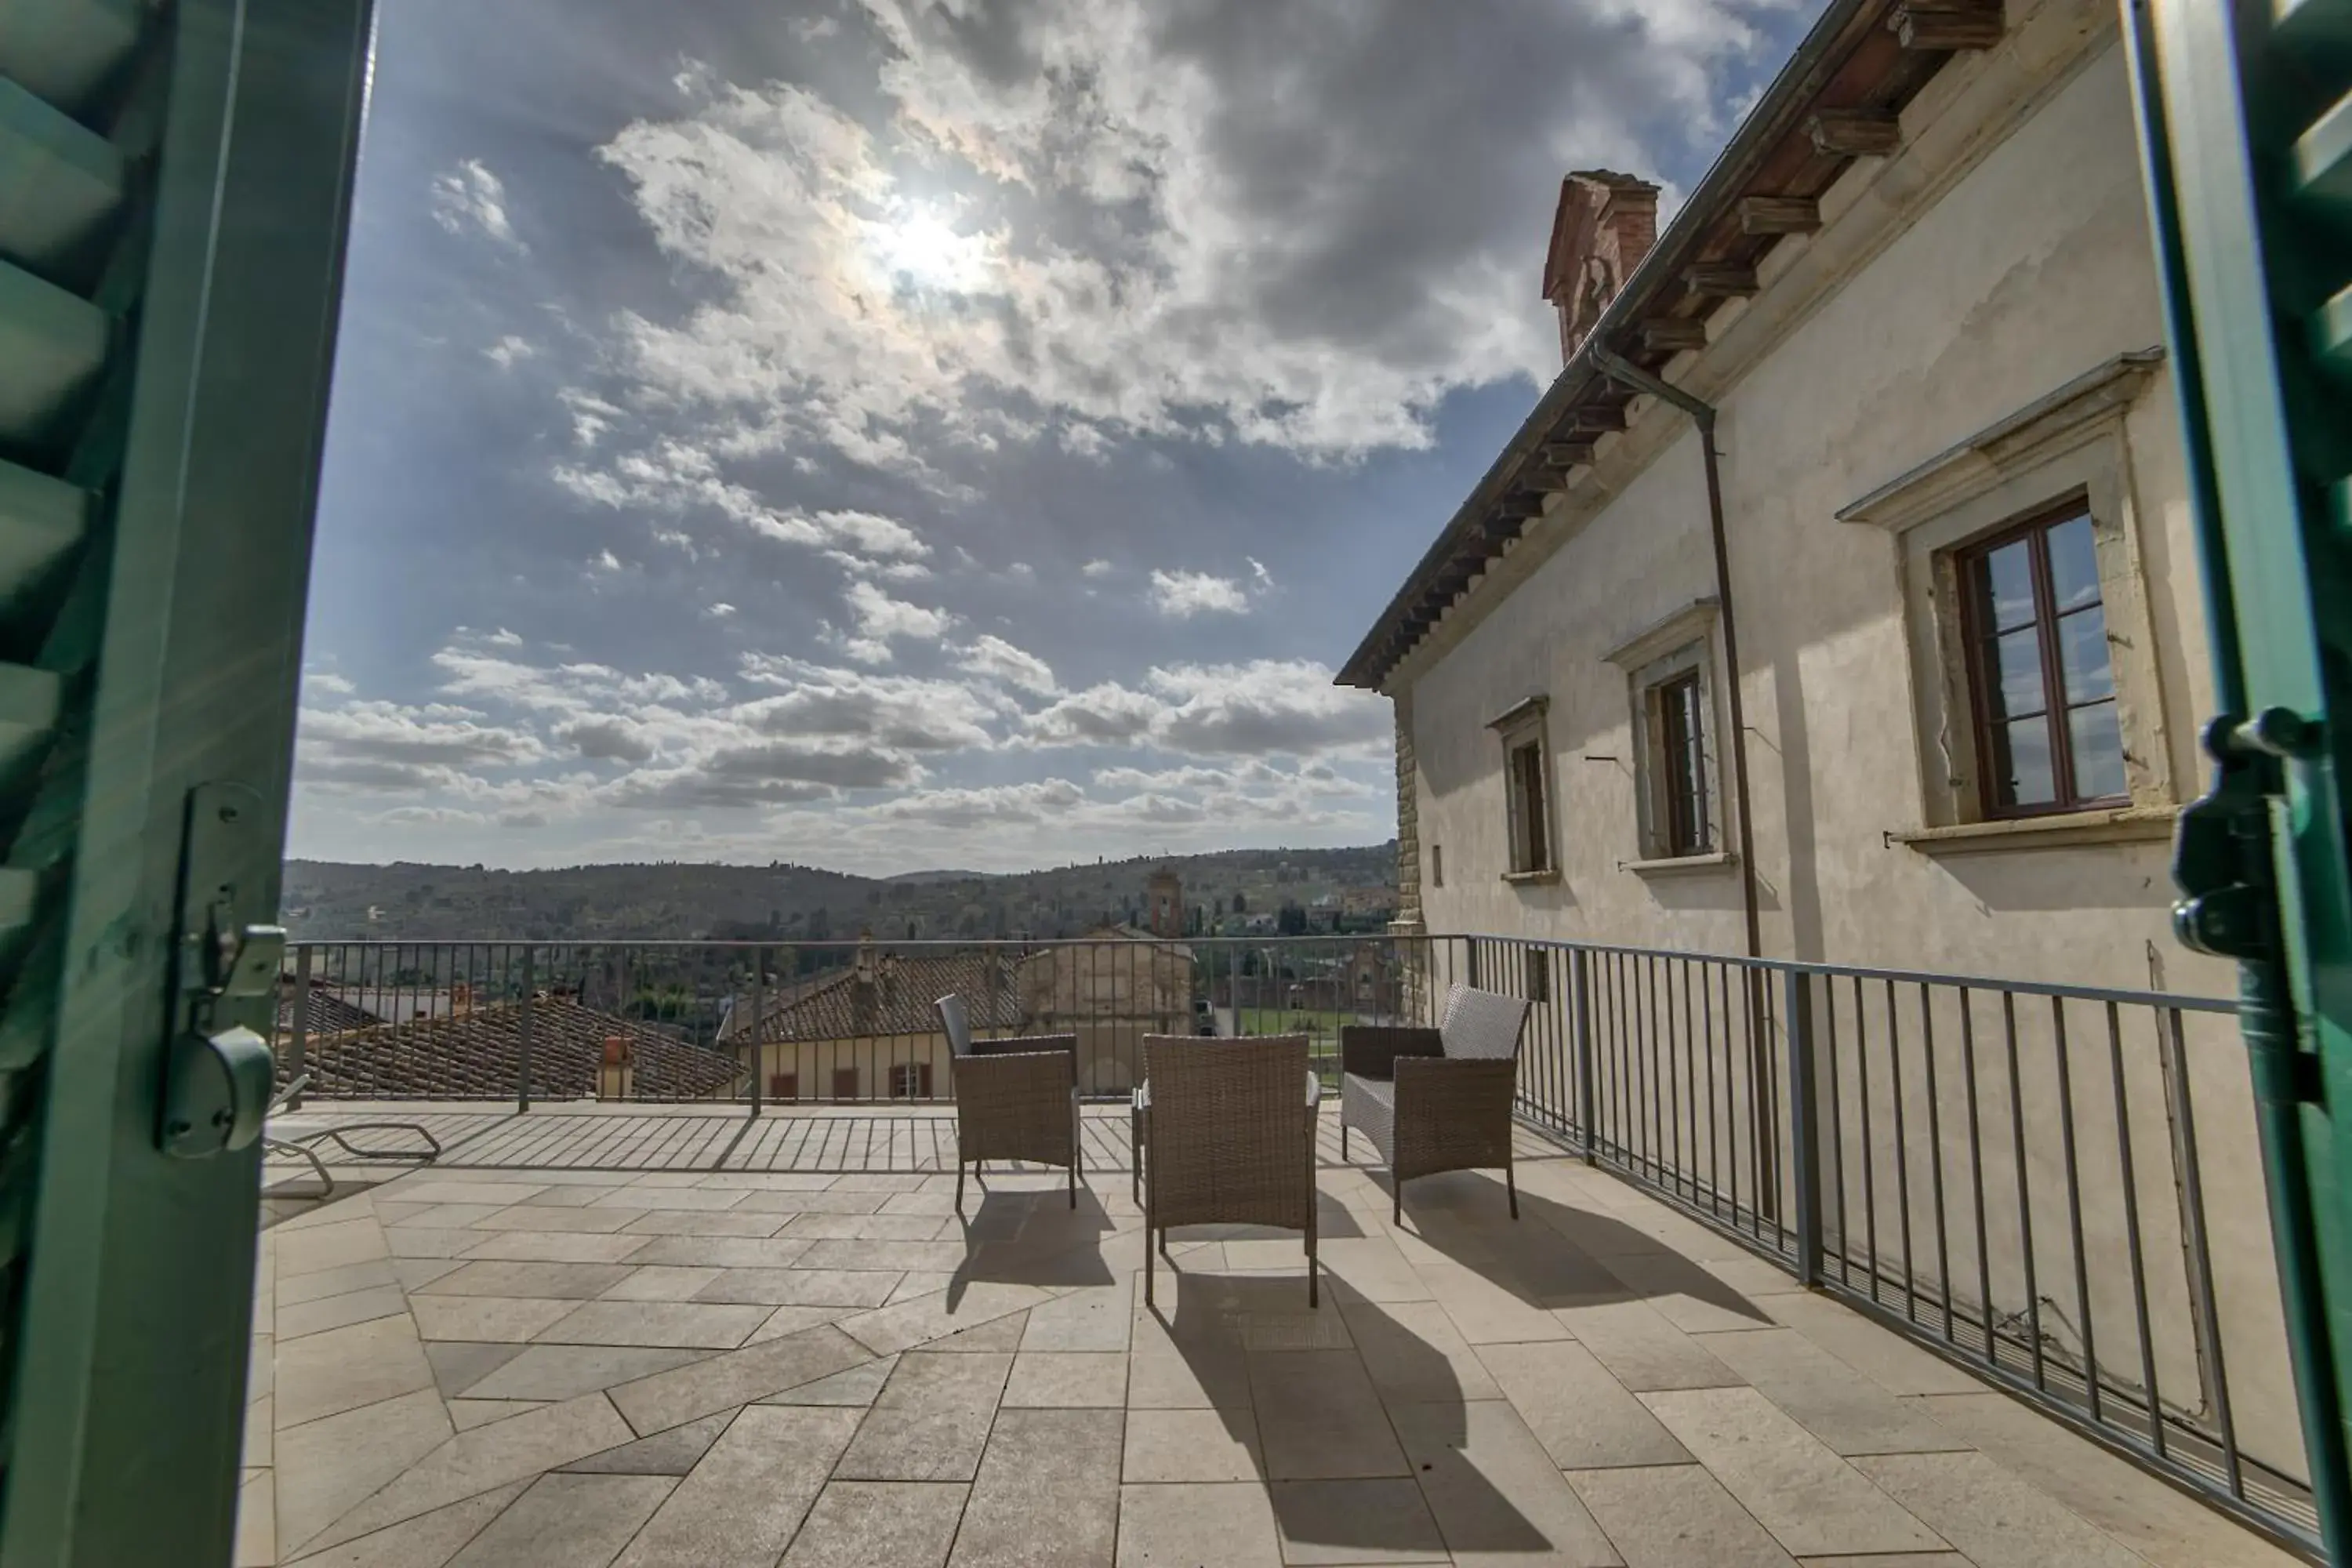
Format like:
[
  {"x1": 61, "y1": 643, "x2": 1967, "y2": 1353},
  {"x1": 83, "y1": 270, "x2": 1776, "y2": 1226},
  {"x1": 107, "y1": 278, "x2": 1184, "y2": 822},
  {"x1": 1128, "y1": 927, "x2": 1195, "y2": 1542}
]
[
  {"x1": 1428, "y1": 934, "x2": 2312, "y2": 1558},
  {"x1": 270, "y1": 930, "x2": 2309, "y2": 1553}
]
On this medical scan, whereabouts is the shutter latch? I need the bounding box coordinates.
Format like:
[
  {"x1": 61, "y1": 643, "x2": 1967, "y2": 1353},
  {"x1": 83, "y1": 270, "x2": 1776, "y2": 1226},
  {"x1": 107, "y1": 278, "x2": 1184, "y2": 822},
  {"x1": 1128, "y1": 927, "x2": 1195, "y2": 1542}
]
[{"x1": 159, "y1": 782, "x2": 283, "y2": 1158}]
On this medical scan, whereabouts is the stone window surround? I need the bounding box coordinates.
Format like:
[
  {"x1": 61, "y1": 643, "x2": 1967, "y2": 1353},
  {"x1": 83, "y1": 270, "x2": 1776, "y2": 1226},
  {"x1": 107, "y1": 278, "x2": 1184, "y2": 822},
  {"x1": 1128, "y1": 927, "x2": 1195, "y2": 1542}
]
[
  {"x1": 1603, "y1": 599, "x2": 1734, "y2": 875},
  {"x1": 1838, "y1": 347, "x2": 2180, "y2": 855},
  {"x1": 1486, "y1": 695, "x2": 1561, "y2": 885}
]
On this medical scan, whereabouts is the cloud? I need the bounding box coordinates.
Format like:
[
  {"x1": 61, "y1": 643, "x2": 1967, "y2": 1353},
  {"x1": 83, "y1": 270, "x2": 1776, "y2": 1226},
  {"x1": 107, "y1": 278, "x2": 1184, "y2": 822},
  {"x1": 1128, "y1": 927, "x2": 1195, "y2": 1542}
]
[
  {"x1": 1081, "y1": 560, "x2": 1114, "y2": 579},
  {"x1": 430, "y1": 158, "x2": 524, "y2": 251},
  {"x1": 303, "y1": 670, "x2": 356, "y2": 697},
  {"x1": 1023, "y1": 658, "x2": 1386, "y2": 757},
  {"x1": 706, "y1": 602, "x2": 738, "y2": 619},
  {"x1": 485, "y1": 628, "x2": 524, "y2": 647},
  {"x1": 485, "y1": 336, "x2": 535, "y2": 368},
  {"x1": 1149, "y1": 568, "x2": 1251, "y2": 619},
  {"x1": 1024, "y1": 681, "x2": 1163, "y2": 747},
  {"x1": 836, "y1": 579, "x2": 954, "y2": 664},
  {"x1": 960, "y1": 635, "x2": 1058, "y2": 695},
  {"x1": 561, "y1": 718, "x2": 656, "y2": 764}
]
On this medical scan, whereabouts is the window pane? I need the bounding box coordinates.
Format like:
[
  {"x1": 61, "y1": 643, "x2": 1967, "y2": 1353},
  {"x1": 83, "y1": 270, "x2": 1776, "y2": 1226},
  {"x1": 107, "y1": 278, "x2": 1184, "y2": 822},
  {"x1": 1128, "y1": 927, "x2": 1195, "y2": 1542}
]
[
  {"x1": 1991, "y1": 716, "x2": 2056, "y2": 808},
  {"x1": 2047, "y1": 513, "x2": 2100, "y2": 612},
  {"x1": 2067, "y1": 701, "x2": 2127, "y2": 800},
  {"x1": 2057, "y1": 605, "x2": 2114, "y2": 704},
  {"x1": 1978, "y1": 539, "x2": 2037, "y2": 632},
  {"x1": 1986, "y1": 628, "x2": 2048, "y2": 720}
]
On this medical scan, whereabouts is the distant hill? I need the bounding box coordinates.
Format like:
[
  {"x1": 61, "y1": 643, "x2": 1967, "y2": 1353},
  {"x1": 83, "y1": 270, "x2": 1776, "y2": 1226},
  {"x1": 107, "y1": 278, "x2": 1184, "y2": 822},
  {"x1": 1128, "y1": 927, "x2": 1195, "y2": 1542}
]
[{"x1": 279, "y1": 844, "x2": 1399, "y2": 943}]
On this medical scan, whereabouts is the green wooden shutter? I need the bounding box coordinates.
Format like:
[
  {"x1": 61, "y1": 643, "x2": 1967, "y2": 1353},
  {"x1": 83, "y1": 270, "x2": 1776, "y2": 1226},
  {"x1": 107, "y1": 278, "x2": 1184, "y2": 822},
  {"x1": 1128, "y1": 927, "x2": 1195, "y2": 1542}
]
[
  {"x1": 2131, "y1": 0, "x2": 2352, "y2": 1554},
  {"x1": 0, "y1": 1, "x2": 372, "y2": 1560}
]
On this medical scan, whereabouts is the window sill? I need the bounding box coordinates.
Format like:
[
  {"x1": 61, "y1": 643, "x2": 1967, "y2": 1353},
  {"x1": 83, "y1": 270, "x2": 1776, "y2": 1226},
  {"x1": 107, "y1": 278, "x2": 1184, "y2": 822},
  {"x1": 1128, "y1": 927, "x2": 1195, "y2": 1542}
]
[
  {"x1": 1500, "y1": 869, "x2": 1561, "y2": 886},
  {"x1": 1624, "y1": 851, "x2": 1737, "y2": 878},
  {"x1": 1894, "y1": 804, "x2": 2177, "y2": 856}
]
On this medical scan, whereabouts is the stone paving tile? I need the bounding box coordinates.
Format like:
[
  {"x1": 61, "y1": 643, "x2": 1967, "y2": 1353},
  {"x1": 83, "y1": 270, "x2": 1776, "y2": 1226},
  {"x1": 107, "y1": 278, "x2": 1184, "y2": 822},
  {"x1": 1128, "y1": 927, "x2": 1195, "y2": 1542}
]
[
  {"x1": 1853, "y1": 1451, "x2": 2151, "y2": 1567},
  {"x1": 696, "y1": 1171, "x2": 843, "y2": 1192},
  {"x1": 927, "y1": 1311, "x2": 1031, "y2": 1352},
  {"x1": 1123, "y1": 1406, "x2": 1261, "y2": 1482},
  {"x1": 278, "y1": 1258, "x2": 402, "y2": 1308},
  {"x1": 1271, "y1": 1478, "x2": 1451, "y2": 1565},
  {"x1": 1553, "y1": 1299, "x2": 1743, "y2": 1392},
  {"x1": 694, "y1": 1266, "x2": 902, "y2": 1308},
  {"x1": 1020, "y1": 1280, "x2": 1133, "y2": 1352},
  {"x1": 880, "y1": 1191, "x2": 959, "y2": 1217},
  {"x1": 416, "y1": 1259, "x2": 638, "y2": 1300},
  {"x1": 411, "y1": 1295, "x2": 581, "y2": 1344},
  {"x1": 279, "y1": 1218, "x2": 393, "y2": 1278},
  {"x1": 620, "y1": 1209, "x2": 793, "y2": 1238},
  {"x1": 741, "y1": 1348, "x2": 898, "y2": 1410},
  {"x1": 608, "y1": 1323, "x2": 873, "y2": 1435},
  {"x1": 1566, "y1": 1463, "x2": 1797, "y2": 1566},
  {"x1": 561, "y1": 1410, "x2": 737, "y2": 1476},
  {"x1": 425, "y1": 1341, "x2": 527, "y2": 1399},
  {"x1": 464, "y1": 1344, "x2": 712, "y2": 1403},
  {"x1": 1403, "y1": 1256, "x2": 1574, "y2": 1345},
  {"x1": 950, "y1": 1407, "x2": 1123, "y2": 1568},
  {"x1": 837, "y1": 1282, "x2": 1052, "y2": 1356},
  {"x1": 394, "y1": 1203, "x2": 516, "y2": 1230},
  {"x1": 600, "y1": 1265, "x2": 725, "y2": 1301},
  {"x1": 831, "y1": 1172, "x2": 932, "y2": 1192},
  {"x1": 1701, "y1": 1329, "x2": 1966, "y2": 1457},
  {"x1": 1598, "y1": 1250, "x2": 1778, "y2": 1334},
  {"x1": 795, "y1": 1238, "x2": 973, "y2": 1272},
  {"x1": 506, "y1": 1184, "x2": 625, "y2": 1209},
  {"x1": 1388, "y1": 1398, "x2": 1624, "y2": 1568},
  {"x1": 625, "y1": 1235, "x2": 815, "y2": 1270},
  {"x1": 448, "y1": 1398, "x2": 551, "y2": 1431},
  {"x1": 279, "y1": 1284, "x2": 411, "y2": 1342},
  {"x1": 390, "y1": 1181, "x2": 552, "y2": 1207},
  {"x1": 394, "y1": 1258, "x2": 470, "y2": 1290},
  {"x1": 1791, "y1": 1557, "x2": 1969, "y2": 1567},
  {"x1": 613, "y1": 1405, "x2": 862, "y2": 1568},
  {"x1": 303, "y1": 1392, "x2": 637, "y2": 1553},
  {"x1": 1004, "y1": 1350, "x2": 1127, "y2": 1408},
  {"x1": 278, "y1": 1314, "x2": 438, "y2": 1428},
  {"x1": 1252, "y1": 1349, "x2": 1410, "y2": 1480},
  {"x1": 456, "y1": 1231, "x2": 657, "y2": 1265},
  {"x1": 835, "y1": 1351, "x2": 1013, "y2": 1482},
  {"x1": 748, "y1": 1304, "x2": 862, "y2": 1343},
  {"x1": 1127, "y1": 1319, "x2": 1251, "y2": 1410},
  {"x1": 891, "y1": 1270, "x2": 956, "y2": 1304},
  {"x1": 245, "y1": 1396, "x2": 272, "y2": 1468},
  {"x1": 1474, "y1": 1341, "x2": 1691, "y2": 1470},
  {"x1": 782, "y1": 1480, "x2": 967, "y2": 1568},
  {"x1": 734, "y1": 1189, "x2": 893, "y2": 1215},
  {"x1": 280, "y1": 1481, "x2": 525, "y2": 1567},
  {"x1": 1914, "y1": 1390, "x2": 2303, "y2": 1568},
  {"x1": 1117, "y1": 1482, "x2": 1285, "y2": 1567},
  {"x1": 1642, "y1": 1388, "x2": 1947, "y2": 1558},
  {"x1": 779, "y1": 1211, "x2": 955, "y2": 1241},
  {"x1": 1761, "y1": 1292, "x2": 1985, "y2": 1396},
  {"x1": 536, "y1": 1299, "x2": 772, "y2": 1350},
  {"x1": 445, "y1": 1472, "x2": 677, "y2": 1566},
  {"x1": 588, "y1": 1186, "x2": 751, "y2": 1211},
  {"x1": 1342, "y1": 1299, "x2": 1502, "y2": 1404},
  {"x1": 471, "y1": 1206, "x2": 640, "y2": 1235},
  {"x1": 1316, "y1": 1236, "x2": 1434, "y2": 1305},
  {"x1": 387, "y1": 1228, "x2": 500, "y2": 1259},
  {"x1": 274, "y1": 1388, "x2": 454, "y2": 1556},
  {"x1": 235, "y1": 1468, "x2": 271, "y2": 1568}
]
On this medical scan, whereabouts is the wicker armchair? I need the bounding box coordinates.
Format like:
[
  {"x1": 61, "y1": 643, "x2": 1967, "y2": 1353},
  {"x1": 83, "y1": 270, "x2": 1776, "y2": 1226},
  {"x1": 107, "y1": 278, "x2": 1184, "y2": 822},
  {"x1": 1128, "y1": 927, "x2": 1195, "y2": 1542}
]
[
  {"x1": 1139, "y1": 1033, "x2": 1319, "y2": 1309},
  {"x1": 938, "y1": 994, "x2": 1080, "y2": 1212},
  {"x1": 1340, "y1": 984, "x2": 1529, "y2": 1225}
]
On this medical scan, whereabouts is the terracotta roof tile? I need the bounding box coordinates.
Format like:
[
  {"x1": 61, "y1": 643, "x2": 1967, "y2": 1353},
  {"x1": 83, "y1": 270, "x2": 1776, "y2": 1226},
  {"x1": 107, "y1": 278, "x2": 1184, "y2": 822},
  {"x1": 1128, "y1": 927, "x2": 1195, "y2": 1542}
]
[{"x1": 283, "y1": 998, "x2": 741, "y2": 1101}]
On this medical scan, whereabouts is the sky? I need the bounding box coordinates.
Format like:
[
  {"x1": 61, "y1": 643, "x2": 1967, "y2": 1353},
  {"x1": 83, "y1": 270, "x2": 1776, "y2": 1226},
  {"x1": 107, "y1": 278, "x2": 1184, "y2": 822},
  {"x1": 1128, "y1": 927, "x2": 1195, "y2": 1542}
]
[{"x1": 290, "y1": 0, "x2": 1818, "y2": 877}]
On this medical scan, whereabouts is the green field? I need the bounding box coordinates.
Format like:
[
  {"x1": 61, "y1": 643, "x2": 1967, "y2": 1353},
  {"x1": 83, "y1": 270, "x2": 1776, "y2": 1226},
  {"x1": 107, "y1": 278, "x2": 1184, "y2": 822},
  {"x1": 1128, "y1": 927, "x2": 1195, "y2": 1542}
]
[{"x1": 1235, "y1": 1008, "x2": 1359, "y2": 1036}]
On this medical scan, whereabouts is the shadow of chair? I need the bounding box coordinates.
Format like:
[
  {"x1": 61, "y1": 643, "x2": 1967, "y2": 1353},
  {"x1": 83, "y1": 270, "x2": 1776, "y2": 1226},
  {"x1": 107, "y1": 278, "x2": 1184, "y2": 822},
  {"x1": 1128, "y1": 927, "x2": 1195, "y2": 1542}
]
[{"x1": 942, "y1": 1179, "x2": 1120, "y2": 1310}]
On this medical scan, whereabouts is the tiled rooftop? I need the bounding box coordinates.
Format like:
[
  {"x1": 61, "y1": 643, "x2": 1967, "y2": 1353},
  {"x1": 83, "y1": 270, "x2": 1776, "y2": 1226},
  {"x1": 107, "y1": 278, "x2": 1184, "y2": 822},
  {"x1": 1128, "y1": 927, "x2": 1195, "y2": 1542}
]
[
  {"x1": 285, "y1": 1000, "x2": 742, "y2": 1102},
  {"x1": 243, "y1": 1106, "x2": 2300, "y2": 1567}
]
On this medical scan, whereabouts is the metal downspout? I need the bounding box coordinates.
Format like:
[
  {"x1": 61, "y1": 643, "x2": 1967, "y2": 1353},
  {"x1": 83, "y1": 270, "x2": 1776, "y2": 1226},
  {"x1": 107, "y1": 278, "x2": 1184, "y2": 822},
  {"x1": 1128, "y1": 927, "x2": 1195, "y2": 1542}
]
[{"x1": 1591, "y1": 347, "x2": 1763, "y2": 967}]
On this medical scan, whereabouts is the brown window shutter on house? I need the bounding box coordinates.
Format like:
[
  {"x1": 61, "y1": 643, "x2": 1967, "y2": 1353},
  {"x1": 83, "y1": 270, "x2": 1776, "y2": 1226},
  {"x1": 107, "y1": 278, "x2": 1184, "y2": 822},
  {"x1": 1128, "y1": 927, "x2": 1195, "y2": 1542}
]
[
  {"x1": 919, "y1": 1062, "x2": 934, "y2": 1098},
  {"x1": 768, "y1": 1072, "x2": 797, "y2": 1101},
  {"x1": 833, "y1": 1065, "x2": 859, "y2": 1100}
]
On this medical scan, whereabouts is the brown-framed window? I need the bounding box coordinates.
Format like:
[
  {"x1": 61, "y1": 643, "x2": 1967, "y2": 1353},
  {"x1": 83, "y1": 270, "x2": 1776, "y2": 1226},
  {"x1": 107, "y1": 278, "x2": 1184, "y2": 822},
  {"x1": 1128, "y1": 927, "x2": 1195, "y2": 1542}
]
[
  {"x1": 1650, "y1": 671, "x2": 1710, "y2": 855},
  {"x1": 768, "y1": 1071, "x2": 798, "y2": 1101},
  {"x1": 1506, "y1": 738, "x2": 1552, "y2": 873},
  {"x1": 889, "y1": 1062, "x2": 933, "y2": 1099},
  {"x1": 832, "y1": 1065, "x2": 860, "y2": 1100},
  {"x1": 1958, "y1": 500, "x2": 2125, "y2": 816}
]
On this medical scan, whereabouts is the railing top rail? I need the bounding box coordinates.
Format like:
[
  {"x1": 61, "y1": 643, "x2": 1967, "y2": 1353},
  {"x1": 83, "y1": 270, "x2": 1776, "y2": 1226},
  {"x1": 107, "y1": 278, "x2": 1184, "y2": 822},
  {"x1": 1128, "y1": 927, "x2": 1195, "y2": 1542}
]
[{"x1": 1446, "y1": 933, "x2": 2234, "y2": 1014}]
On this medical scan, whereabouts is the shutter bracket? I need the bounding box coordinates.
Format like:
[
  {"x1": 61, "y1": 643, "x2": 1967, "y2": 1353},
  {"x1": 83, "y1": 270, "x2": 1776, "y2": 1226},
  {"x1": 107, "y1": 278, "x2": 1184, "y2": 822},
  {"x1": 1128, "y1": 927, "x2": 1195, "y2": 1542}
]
[{"x1": 159, "y1": 782, "x2": 283, "y2": 1157}]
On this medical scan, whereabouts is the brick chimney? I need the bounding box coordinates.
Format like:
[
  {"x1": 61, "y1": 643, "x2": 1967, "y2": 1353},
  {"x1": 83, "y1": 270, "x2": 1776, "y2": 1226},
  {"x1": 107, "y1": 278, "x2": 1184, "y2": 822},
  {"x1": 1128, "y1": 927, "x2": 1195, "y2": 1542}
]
[{"x1": 1543, "y1": 170, "x2": 1661, "y2": 366}]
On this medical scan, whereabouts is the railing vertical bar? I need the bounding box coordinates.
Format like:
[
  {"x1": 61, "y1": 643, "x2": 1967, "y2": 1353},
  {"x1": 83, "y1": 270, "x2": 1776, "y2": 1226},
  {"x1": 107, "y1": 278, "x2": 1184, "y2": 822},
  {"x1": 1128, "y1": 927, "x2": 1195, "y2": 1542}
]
[
  {"x1": 2005, "y1": 990, "x2": 2044, "y2": 1391},
  {"x1": 1884, "y1": 978, "x2": 1916, "y2": 1323},
  {"x1": 2162, "y1": 1005, "x2": 2242, "y2": 1498},
  {"x1": 288, "y1": 943, "x2": 314, "y2": 1110},
  {"x1": 2107, "y1": 1000, "x2": 2163, "y2": 1460},
  {"x1": 2050, "y1": 996, "x2": 2100, "y2": 1425},
  {"x1": 1916, "y1": 984, "x2": 1951, "y2": 1339},
  {"x1": 750, "y1": 948, "x2": 766, "y2": 1116},
  {"x1": 1960, "y1": 987, "x2": 1997, "y2": 1370},
  {"x1": 1784, "y1": 967, "x2": 1822, "y2": 1287},
  {"x1": 1824, "y1": 971, "x2": 1847, "y2": 1288},
  {"x1": 1666, "y1": 954, "x2": 1686, "y2": 1196},
  {"x1": 1701, "y1": 959, "x2": 1721, "y2": 1218},
  {"x1": 1646, "y1": 953, "x2": 1664, "y2": 1188},
  {"x1": 1573, "y1": 949, "x2": 1597, "y2": 1164},
  {"x1": 1854, "y1": 975, "x2": 1880, "y2": 1304},
  {"x1": 516, "y1": 946, "x2": 535, "y2": 1115},
  {"x1": 1764, "y1": 969, "x2": 1782, "y2": 1250}
]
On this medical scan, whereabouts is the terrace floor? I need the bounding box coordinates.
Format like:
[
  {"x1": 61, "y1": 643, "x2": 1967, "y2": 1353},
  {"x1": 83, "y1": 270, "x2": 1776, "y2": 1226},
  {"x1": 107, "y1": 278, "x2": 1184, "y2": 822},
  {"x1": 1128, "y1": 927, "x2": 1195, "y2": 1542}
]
[{"x1": 245, "y1": 1105, "x2": 2299, "y2": 1567}]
